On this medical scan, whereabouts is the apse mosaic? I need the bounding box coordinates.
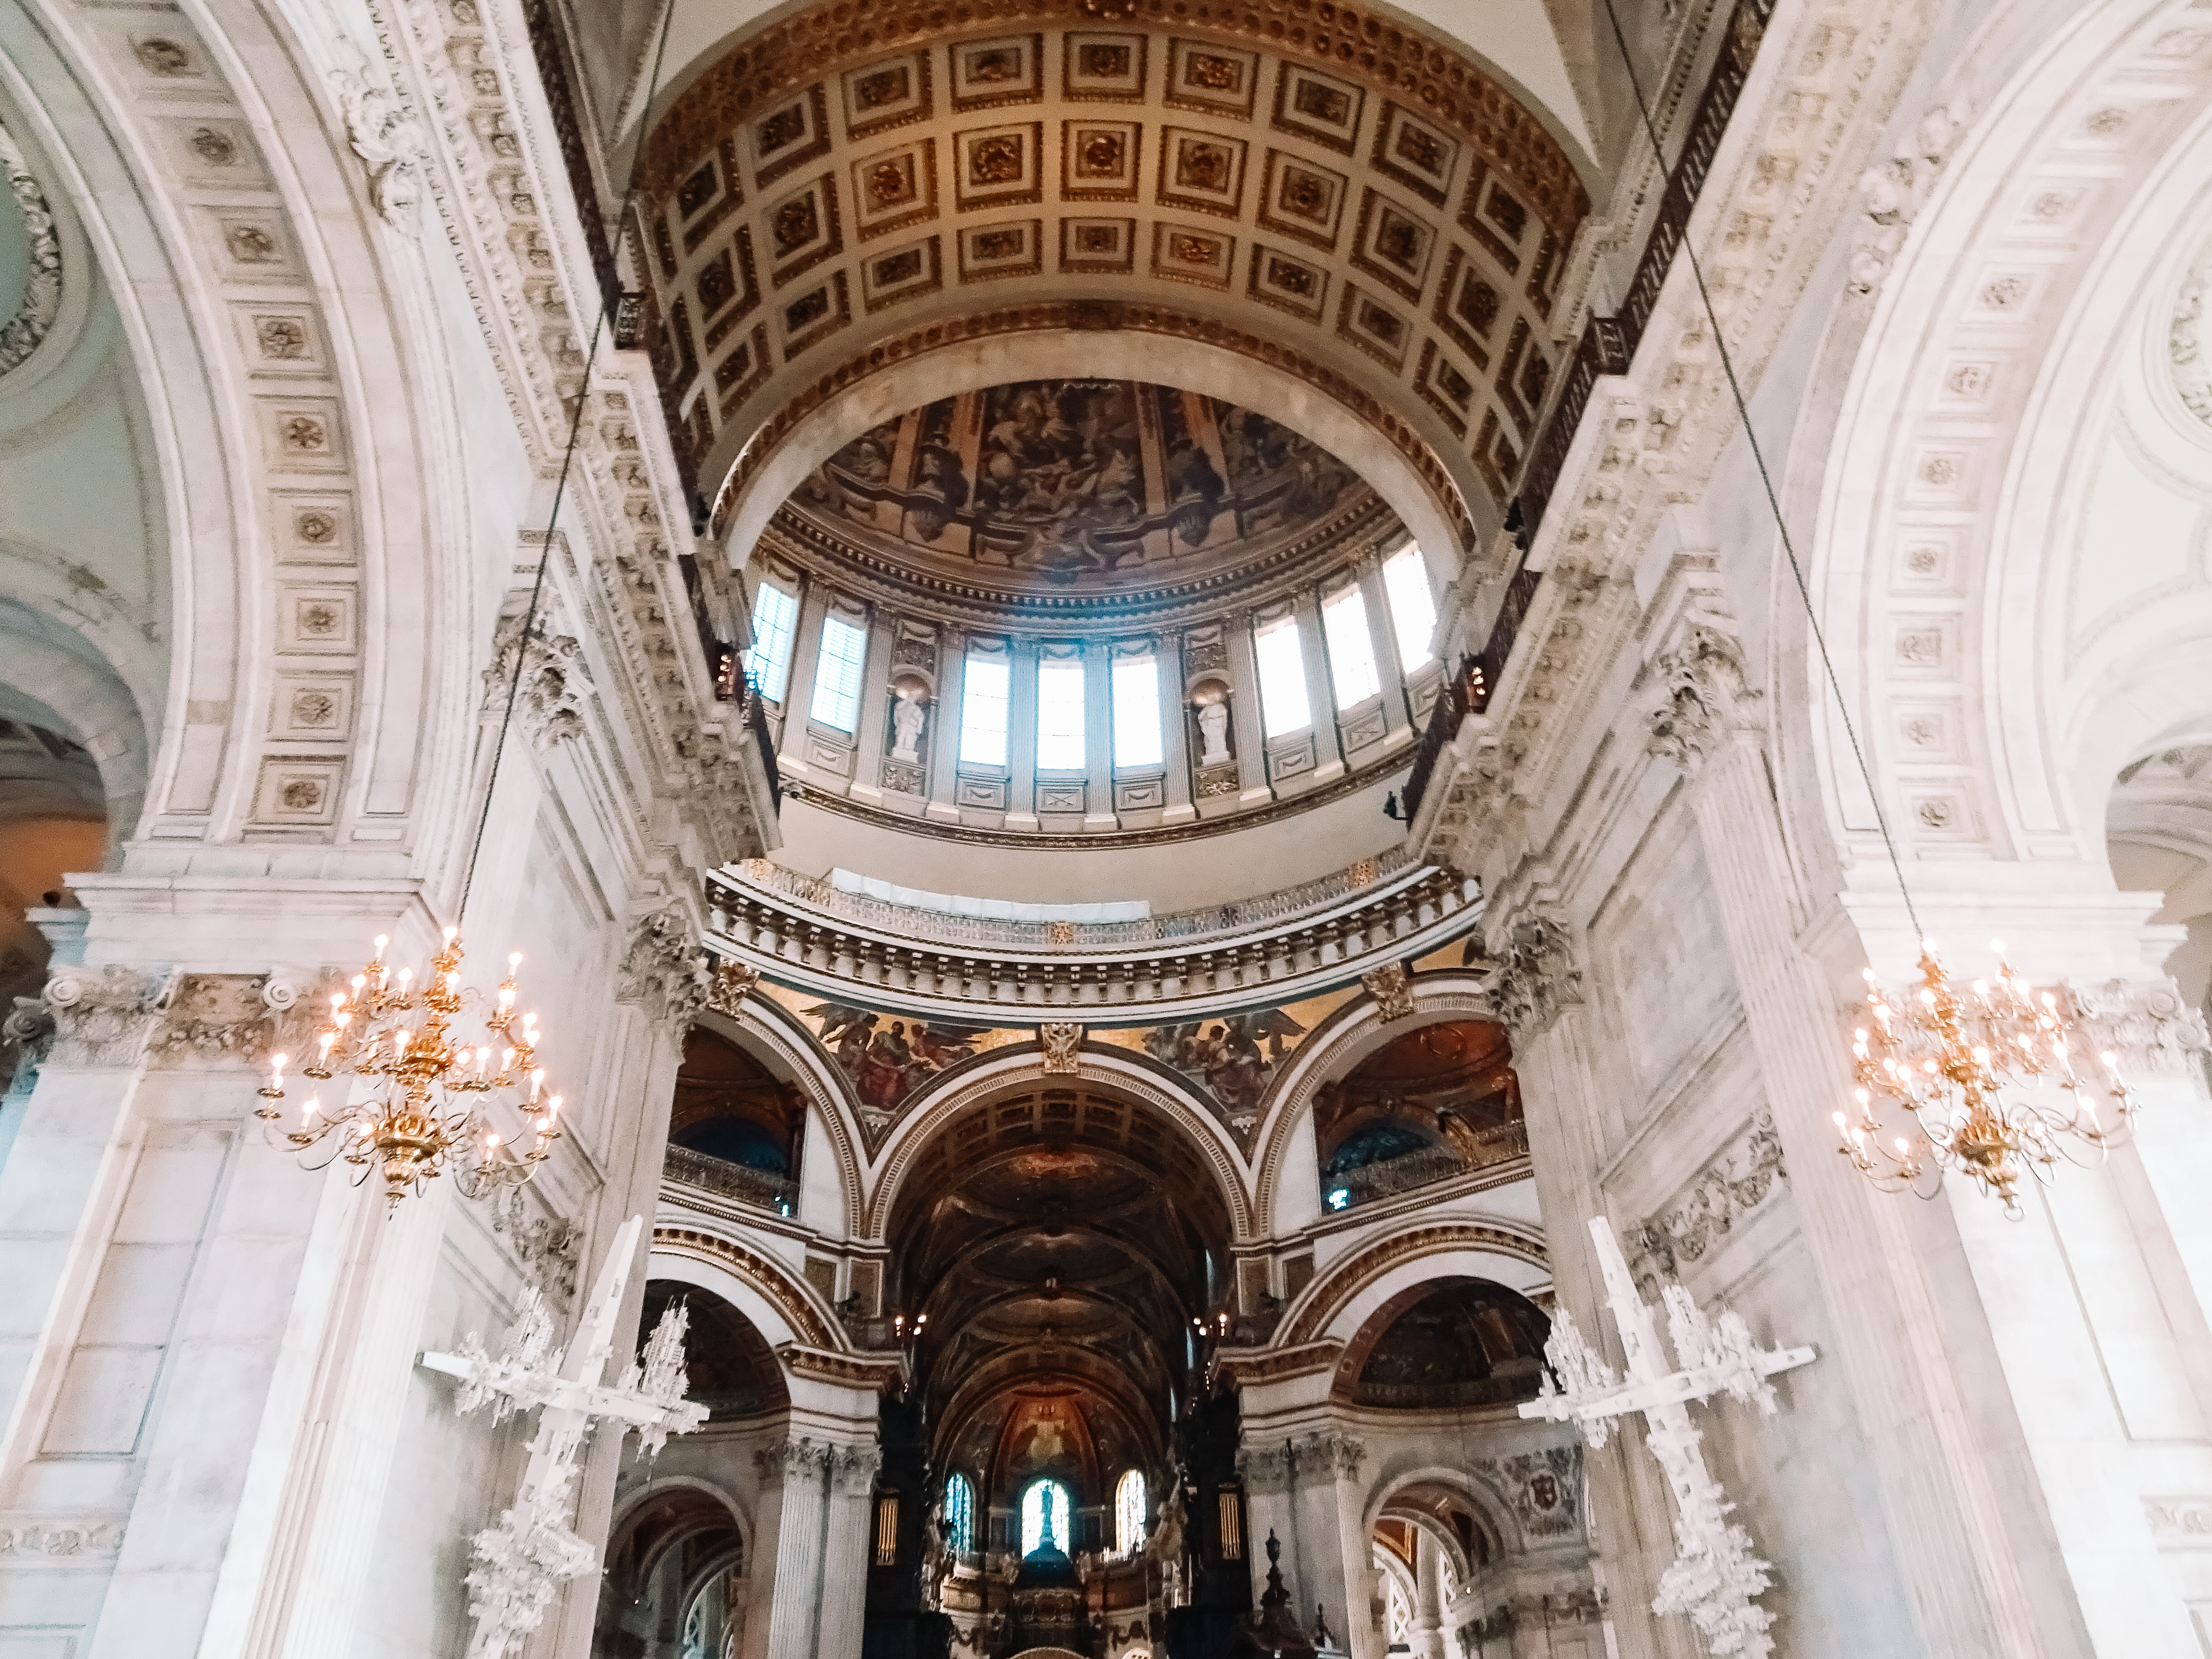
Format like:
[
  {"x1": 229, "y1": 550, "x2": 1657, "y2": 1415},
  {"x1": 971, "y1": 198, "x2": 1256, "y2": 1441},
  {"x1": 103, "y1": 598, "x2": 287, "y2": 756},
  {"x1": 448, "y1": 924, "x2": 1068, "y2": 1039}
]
[{"x1": 782, "y1": 377, "x2": 1368, "y2": 591}]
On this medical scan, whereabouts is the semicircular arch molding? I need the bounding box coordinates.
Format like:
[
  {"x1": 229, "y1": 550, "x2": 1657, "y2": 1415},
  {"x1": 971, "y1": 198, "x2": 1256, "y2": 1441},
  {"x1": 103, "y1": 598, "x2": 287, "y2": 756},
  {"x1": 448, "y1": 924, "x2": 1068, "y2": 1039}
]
[
  {"x1": 1808, "y1": 1, "x2": 2212, "y2": 934},
  {"x1": 1363, "y1": 1465, "x2": 1519, "y2": 1564},
  {"x1": 1274, "y1": 1227, "x2": 1547, "y2": 1350},
  {"x1": 861, "y1": 1044, "x2": 1254, "y2": 1242},
  {"x1": 696, "y1": 999, "x2": 867, "y2": 1237},
  {"x1": 610, "y1": 1473, "x2": 755, "y2": 1563},
  {"x1": 1249, "y1": 973, "x2": 1499, "y2": 1235},
  {"x1": 651, "y1": 1226, "x2": 846, "y2": 1352}
]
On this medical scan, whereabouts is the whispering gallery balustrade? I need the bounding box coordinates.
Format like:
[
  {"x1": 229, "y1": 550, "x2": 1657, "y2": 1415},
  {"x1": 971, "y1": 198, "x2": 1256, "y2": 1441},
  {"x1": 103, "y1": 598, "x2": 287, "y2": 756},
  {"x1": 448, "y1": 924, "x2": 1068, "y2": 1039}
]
[{"x1": 703, "y1": 851, "x2": 1480, "y2": 1022}]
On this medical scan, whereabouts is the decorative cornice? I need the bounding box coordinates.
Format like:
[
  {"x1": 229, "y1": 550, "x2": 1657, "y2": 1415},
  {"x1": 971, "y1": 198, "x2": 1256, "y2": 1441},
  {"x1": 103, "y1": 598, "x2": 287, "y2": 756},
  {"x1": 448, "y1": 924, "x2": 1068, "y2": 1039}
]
[
  {"x1": 1214, "y1": 1339, "x2": 1343, "y2": 1391},
  {"x1": 778, "y1": 1344, "x2": 907, "y2": 1392}
]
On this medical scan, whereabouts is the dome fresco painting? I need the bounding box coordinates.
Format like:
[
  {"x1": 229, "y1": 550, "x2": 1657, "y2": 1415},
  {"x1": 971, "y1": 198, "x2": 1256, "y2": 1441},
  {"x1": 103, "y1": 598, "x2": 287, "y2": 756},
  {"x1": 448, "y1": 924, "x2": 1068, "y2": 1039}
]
[{"x1": 781, "y1": 377, "x2": 1378, "y2": 605}]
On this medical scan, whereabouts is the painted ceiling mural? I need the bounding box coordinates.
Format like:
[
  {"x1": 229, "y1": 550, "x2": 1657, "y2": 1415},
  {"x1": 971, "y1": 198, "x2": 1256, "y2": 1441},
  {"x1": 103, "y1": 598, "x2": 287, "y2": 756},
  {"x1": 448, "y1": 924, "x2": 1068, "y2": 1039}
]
[
  {"x1": 742, "y1": 940, "x2": 1482, "y2": 1153},
  {"x1": 781, "y1": 377, "x2": 1372, "y2": 595}
]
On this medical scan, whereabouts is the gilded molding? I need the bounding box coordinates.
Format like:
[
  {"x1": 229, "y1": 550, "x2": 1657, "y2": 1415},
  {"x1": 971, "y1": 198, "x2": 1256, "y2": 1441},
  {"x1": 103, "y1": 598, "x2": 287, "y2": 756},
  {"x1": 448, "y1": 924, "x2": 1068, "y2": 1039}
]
[{"x1": 652, "y1": 1224, "x2": 840, "y2": 1346}]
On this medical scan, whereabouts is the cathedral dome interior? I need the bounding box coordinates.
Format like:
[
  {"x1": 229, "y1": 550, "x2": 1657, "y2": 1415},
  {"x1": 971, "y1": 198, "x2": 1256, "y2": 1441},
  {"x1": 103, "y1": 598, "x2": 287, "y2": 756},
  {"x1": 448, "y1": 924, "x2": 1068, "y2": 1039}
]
[{"x1": 2, "y1": 0, "x2": 2212, "y2": 1658}]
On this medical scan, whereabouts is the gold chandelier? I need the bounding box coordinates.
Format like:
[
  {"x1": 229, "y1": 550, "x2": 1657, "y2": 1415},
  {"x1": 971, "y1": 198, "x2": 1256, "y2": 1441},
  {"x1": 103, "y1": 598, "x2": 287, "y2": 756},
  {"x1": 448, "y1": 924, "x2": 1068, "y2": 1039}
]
[
  {"x1": 256, "y1": 927, "x2": 563, "y2": 1210},
  {"x1": 1833, "y1": 940, "x2": 2134, "y2": 1215}
]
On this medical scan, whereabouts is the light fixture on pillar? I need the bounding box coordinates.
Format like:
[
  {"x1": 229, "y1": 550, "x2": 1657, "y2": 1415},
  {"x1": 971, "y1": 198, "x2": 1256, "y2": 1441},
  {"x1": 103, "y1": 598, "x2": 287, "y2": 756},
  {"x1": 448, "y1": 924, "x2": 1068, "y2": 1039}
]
[
  {"x1": 255, "y1": 927, "x2": 563, "y2": 1210},
  {"x1": 1589, "y1": 0, "x2": 2129, "y2": 1212},
  {"x1": 1833, "y1": 942, "x2": 2134, "y2": 1215}
]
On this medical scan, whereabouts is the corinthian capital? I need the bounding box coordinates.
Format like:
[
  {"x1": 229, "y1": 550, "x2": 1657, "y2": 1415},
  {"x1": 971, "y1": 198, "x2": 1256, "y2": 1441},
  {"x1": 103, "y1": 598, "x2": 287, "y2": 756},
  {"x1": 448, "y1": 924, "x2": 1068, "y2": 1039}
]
[
  {"x1": 834, "y1": 1444, "x2": 885, "y2": 1496},
  {"x1": 1488, "y1": 913, "x2": 1583, "y2": 1043},
  {"x1": 484, "y1": 610, "x2": 589, "y2": 750},
  {"x1": 1646, "y1": 622, "x2": 1761, "y2": 771},
  {"x1": 756, "y1": 1437, "x2": 828, "y2": 1480},
  {"x1": 1237, "y1": 1442, "x2": 1292, "y2": 1495},
  {"x1": 618, "y1": 903, "x2": 711, "y2": 1029},
  {"x1": 42, "y1": 966, "x2": 165, "y2": 1069}
]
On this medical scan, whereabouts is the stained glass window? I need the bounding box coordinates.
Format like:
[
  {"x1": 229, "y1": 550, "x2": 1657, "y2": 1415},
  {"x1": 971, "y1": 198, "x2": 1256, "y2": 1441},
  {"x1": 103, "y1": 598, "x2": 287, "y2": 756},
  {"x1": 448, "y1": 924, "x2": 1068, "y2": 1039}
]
[
  {"x1": 1115, "y1": 1469, "x2": 1147, "y2": 1555},
  {"x1": 1020, "y1": 1478, "x2": 1071, "y2": 1557},
  {"x1": 943, "y1": 1472, "x2": 975, "y2": 1555}
]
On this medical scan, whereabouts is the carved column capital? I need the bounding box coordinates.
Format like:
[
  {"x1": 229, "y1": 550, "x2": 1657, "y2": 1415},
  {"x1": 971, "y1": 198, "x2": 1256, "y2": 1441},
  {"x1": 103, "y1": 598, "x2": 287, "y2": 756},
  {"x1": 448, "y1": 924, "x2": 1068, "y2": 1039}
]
[
  {"x1": 484, "y1": 611, "x2": 590, "y2": 750},
  {"x1": 1486, "y1": 913, "x2": 1584, "y2": 1044},
  {"x1": 40, "y1": 966, "x2": 164, "y2": 1069},
  {"x1": 756, "y1": 1437, "x2": 829, "y2": 1480},
  {"x1": 619, "y1": 903, "x2": 711, "y2": 1029},
  {"x1": 1237, "y1": 1441, "x2": 1292, "y2": 1494},
  {"x1": 834, "y1": 1443, "x2": 884, "y2": 1496},
  {"x1": 1645, "y1": 621, "x2": 1762, "y2": 773},
  {"x1": 1325, "y1": 1434, "x2": 1366, "y2": 1483}
]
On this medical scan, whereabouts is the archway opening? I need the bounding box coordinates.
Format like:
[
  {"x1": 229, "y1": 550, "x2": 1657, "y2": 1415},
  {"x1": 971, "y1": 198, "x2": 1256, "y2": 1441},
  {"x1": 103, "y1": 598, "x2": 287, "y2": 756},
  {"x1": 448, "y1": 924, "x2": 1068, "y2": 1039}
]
[
  {"x1": 1312, "y1": 1018, "x2": 1523, "y2": 1214},
  {"x1": 665, "y1": 1027, "x2": 809, "y2": 1216},
  {"x1": 1337, "y1": 1278, "x2": 1550, "y2": 1411},
  {"x1": 878, "y1": 1083, "x2": 1249, "y2": 1653},
  {"x1": 0, "y1": 719, "x2": 106, "y2": 1090}
]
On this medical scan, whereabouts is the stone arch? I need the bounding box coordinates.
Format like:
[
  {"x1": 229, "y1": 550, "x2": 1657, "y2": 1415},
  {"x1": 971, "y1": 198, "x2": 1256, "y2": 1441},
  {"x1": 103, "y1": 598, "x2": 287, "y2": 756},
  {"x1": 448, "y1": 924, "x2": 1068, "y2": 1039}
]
[
  {"x1": 696, "y1": 999, "x2": 867, "y2": 1237},
  {"x1": 0, "y1": 0, "x2": 487, "y2": 860},
  {"x1": 861, "y1": 1043, "x2": 1255, "y2": 1242},
  {"x1": 610, "y1": 1472, "x2": 754, "y2": 1561},
  {"x1": 1362, "y1": 1466, "x2": 1517, "y2": 1569},
  {"x1": 1249, "y1": 973, "x2": 1500, "y2": 1235},
  {"x1": 1807, "y1": 0, "x2": 2212, "y2": 921},
  {"x1": 650, "y1": 1224, "x2": 845, "y2": 1352},
  {"x1": 1274, "y1": 1227, "x2": 1547, "y2": 1350}
]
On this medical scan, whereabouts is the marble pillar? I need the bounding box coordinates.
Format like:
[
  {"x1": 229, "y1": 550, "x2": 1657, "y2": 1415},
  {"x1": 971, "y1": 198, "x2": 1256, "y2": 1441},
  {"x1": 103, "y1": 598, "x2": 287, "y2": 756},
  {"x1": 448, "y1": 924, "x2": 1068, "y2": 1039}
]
[
  {"x1": 818, "y1": 1444, "x2": 882, "y2": 1659},
  {"x1": 758, "y1": 1439, "x2": 831, "y2": 1659}
]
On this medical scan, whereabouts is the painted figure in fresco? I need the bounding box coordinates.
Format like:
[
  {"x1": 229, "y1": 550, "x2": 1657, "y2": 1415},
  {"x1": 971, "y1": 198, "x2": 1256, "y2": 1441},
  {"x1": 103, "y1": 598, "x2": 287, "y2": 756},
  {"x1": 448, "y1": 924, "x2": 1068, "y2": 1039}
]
[
  {"x1": 804, "y1": 1004, "x2": 990, "y2": 1111},
  {"x1": 1142, "y1": 1009, "x2": 1305, "y2": 1117},
  {"x1": 905, "y1": 440, "x2": 970, "y2": 543},
  {"x1": 972, "y1": 382, "x2": 1147, "y2": 570}
]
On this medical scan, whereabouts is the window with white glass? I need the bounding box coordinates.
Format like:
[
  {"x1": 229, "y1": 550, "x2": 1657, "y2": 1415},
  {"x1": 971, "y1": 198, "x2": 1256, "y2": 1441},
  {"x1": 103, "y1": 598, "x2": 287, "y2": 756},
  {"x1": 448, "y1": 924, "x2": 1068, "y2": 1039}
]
[
  {"x1": 1254, "y1": 615, "x2": 1312, "y2": 736},
  {"x1": 746, "y1": 582, "x2": 801, "y2": 702},
  {"x1": 1036, "y1": 657, "x2": 1087, "y2": 770},
  {"x1": 1111, "y1": 656, "x2": 1164, "y2": 768},
  {"x1": 1115, "y1": 1469, "x2": 1147, "y2": 1555},
  {"x1": 1321, "y1": 586, "x2": 1382, "y2": 709},
  {"x1": 959, "y1": 654, "x2": 1012, "y2": 765},
  {"x1": 810, "y1": 614, "x2": 867, "y2": 731},
  {"x1": 1382, "y1": 545, "x2": 1438, "y2": 669}
]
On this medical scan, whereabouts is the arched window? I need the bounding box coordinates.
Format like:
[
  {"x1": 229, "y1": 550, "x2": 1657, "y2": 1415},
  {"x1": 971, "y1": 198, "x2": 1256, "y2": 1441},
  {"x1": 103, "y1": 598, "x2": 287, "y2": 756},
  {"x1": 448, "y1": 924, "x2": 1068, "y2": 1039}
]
[
  {"x1": 1019, "y1": 1478, "x2": 1072, "y2": 1557},
  {"x1": 943, "y1": 1472, "x2": 975, "y2": 1555},
  {"x1": 1115, "y1": 1469, "x2": 1147, "y2": 1555}
]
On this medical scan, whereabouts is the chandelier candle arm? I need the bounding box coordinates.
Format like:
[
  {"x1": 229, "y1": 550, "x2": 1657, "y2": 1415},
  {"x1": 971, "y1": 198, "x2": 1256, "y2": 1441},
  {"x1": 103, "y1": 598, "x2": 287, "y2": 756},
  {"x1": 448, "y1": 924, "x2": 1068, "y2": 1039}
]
[
  {"x1": 1834, "y1": 939, "x2": 2138, "y2": 1214},
  {"x1": 253, "y1": 925, "x2": 567, "y2": 1210}
]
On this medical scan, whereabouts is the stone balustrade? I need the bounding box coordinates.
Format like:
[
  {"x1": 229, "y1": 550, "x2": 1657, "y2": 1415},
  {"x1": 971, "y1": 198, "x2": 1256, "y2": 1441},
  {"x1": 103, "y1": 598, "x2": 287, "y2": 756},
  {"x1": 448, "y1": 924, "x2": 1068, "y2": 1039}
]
[{"x1": 703, "y1": 852, "x2": 1481, "y2": 1023}]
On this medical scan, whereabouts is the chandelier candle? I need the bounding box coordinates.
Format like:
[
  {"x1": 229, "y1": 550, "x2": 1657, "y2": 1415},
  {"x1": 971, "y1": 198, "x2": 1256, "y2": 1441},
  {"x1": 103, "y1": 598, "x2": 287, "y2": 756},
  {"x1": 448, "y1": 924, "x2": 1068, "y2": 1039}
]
[
  {"x1": 1833, "y1": 939, "x2": 2136, "y2": 1214},
  {"x1": 254, "y1": 926, "x2": 564, "y2": 1210}
]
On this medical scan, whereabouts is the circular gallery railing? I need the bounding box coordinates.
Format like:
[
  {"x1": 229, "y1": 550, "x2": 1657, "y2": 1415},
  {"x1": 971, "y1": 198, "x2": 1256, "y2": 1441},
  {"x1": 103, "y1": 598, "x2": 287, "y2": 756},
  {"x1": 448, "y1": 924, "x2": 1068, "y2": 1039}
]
[{"x1": 703, "y1": 853, "x2": 1481, "y2": 1024}]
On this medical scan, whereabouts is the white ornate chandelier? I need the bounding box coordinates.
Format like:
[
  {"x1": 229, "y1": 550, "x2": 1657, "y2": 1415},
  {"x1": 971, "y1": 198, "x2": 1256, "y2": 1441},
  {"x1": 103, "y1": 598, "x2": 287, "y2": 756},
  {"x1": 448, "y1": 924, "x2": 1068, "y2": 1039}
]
[
  {"x1": 256, "y1": 927, "x2": 562, "y2": 1209},
  {"x1": 1833, "y1": 940, "x2": 2135, "y2": 1216}
]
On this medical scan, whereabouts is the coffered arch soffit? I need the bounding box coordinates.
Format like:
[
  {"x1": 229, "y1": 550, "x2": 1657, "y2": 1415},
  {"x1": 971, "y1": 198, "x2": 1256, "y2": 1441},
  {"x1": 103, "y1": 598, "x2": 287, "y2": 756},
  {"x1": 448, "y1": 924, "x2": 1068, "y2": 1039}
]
[
  {"x1": 631, "y1": 5, "x2": 1595, "y2": 571},
  {"x1": 0, "y1": 0, "x2": 470, "y2": 850},
  {"x1": 1248, "y1": 971, "x2": 1496, "y2": 1233},
  {"x1": 861, "y1": 1045, "x2": 1255, "y2": 1241},
  {"x1": 1809, "y1": 1, "x2": 2212, "y2": 886}
]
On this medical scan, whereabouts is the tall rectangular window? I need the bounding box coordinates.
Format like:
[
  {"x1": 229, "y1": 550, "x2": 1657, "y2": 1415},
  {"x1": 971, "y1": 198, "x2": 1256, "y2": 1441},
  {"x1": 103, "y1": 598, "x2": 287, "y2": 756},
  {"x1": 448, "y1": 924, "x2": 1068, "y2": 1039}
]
[
  {"x1": 810, "y1": 614, "x2": 867, "y2": 731},
  {"x1": 747, "y1": 582, "x2": 800, "y2": 702},
  {"x1": 1382, "y1": 545, "x2": 1438, "y2": 669},
  {"x1": 959, "y1": 655, "x2": 1011, "y2": 764},
  {"x1": 1254, "y1": 616, "x2": 1311, "y2": 737},
  {"x1": 1322, "y1": 587, "x2": 1382, "y2": 709},
  {"x1": 1111, "y1": 656, "x2": 1164, "y2": 767},
  {"x1": 1036, "y1": 658, "x2": 1087, "y2": 770}
]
